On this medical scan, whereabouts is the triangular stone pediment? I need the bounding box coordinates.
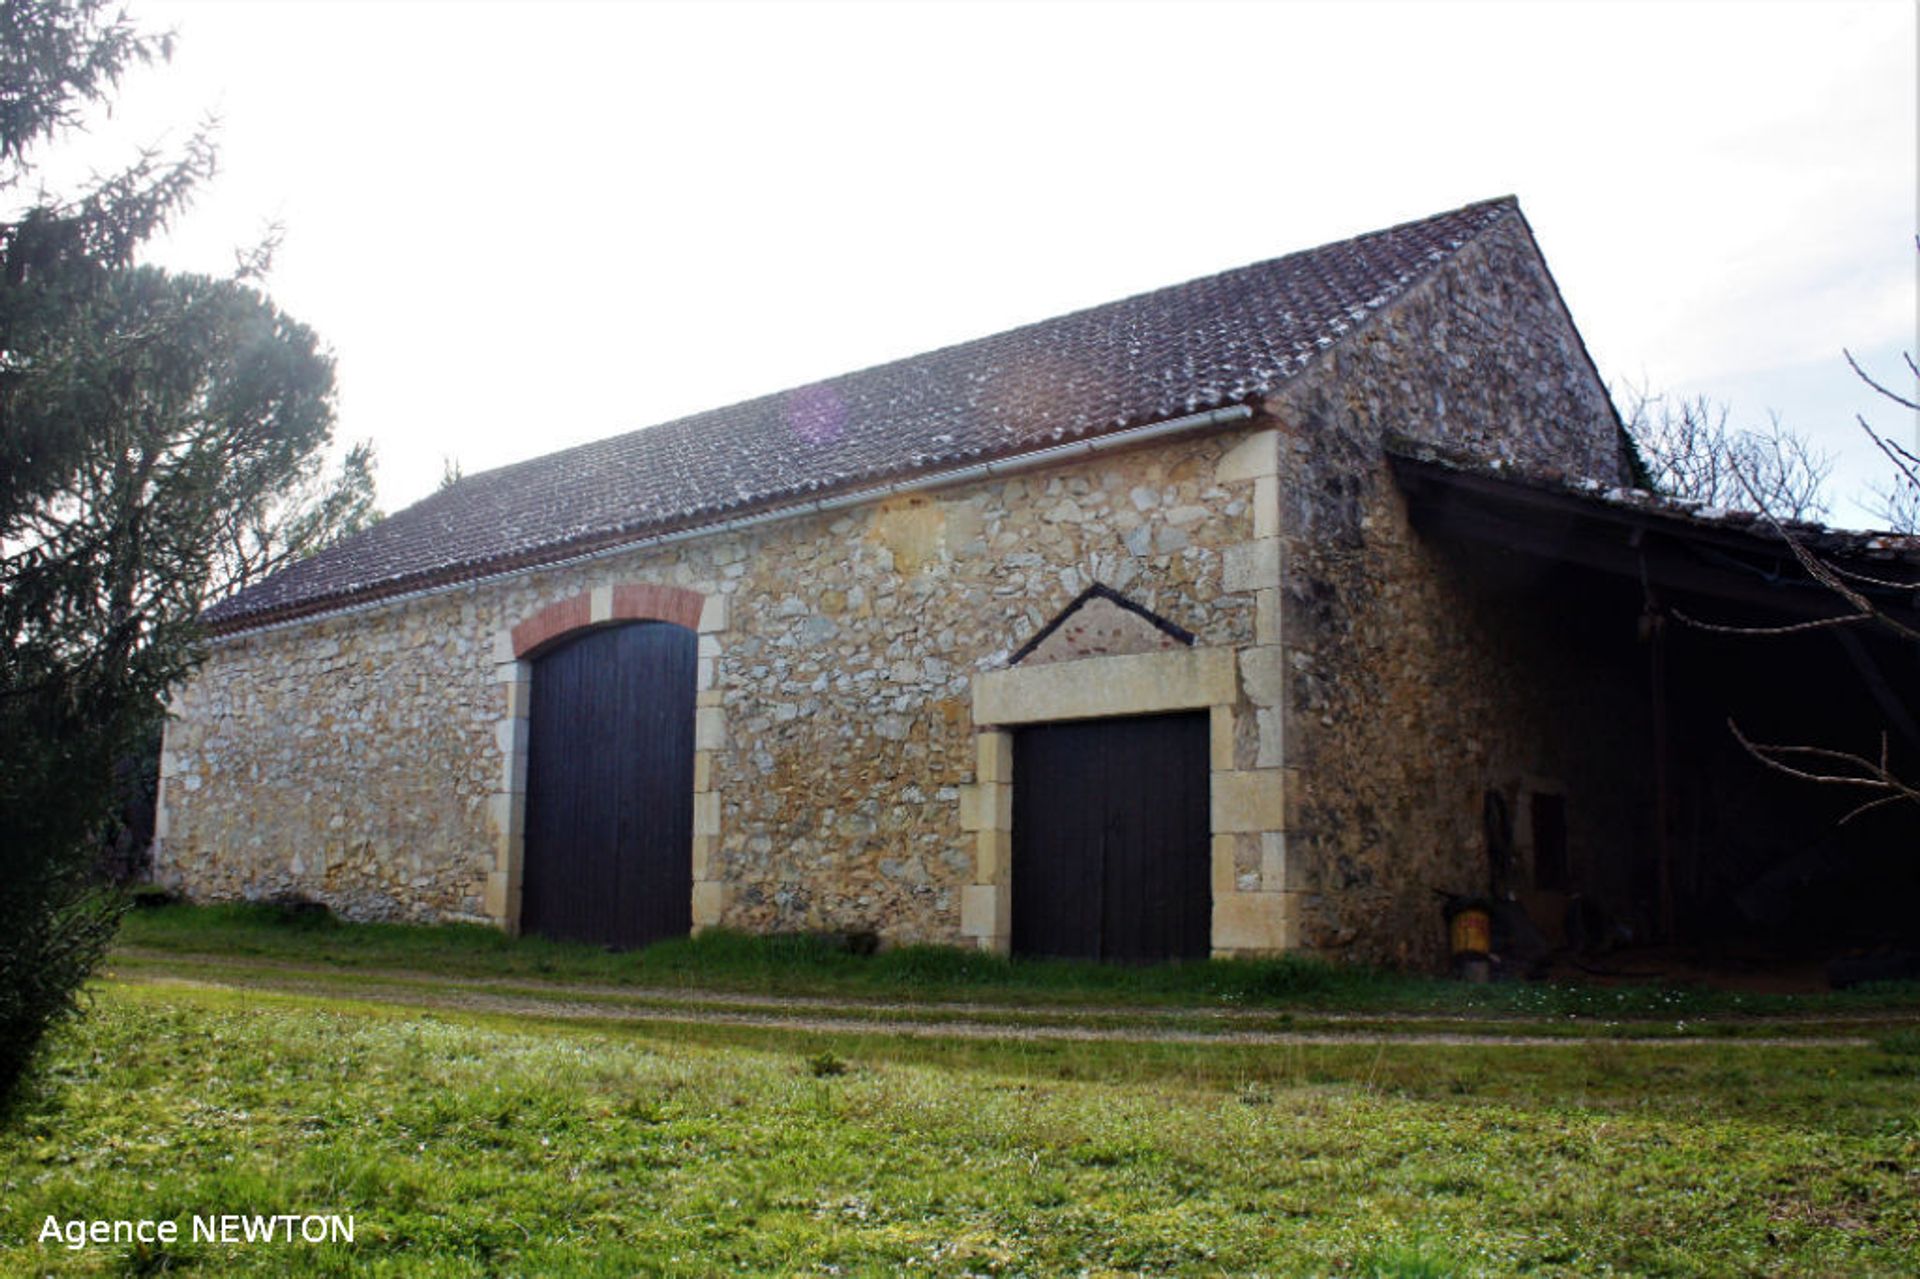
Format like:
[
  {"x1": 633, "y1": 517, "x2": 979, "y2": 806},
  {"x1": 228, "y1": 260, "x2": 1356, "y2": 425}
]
[{"x1": 1010, "y1": 584, "x2": 1196, "y2": 668}]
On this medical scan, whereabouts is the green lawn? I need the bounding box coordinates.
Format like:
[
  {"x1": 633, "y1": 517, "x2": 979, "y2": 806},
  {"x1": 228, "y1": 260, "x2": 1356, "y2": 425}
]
[{"x1": 5, "y1": 973, "x2": 1920, "y2": 1275}]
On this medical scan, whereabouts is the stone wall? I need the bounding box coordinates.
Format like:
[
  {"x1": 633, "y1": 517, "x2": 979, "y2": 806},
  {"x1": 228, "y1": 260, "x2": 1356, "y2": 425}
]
[
  {"x1": 157, "y1": 210, "x2": 1633, "y2": 967},
  {"x1": 1266, "y1": 215, "x2": 1640, "y2": 968},
  {"x1": 157, "y1": 424, "x2": 1270, "y2": 945}
]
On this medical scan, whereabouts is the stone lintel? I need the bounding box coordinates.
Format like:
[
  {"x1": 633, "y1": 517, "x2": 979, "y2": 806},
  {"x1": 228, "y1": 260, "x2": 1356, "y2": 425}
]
[{"x1": 973, "y1": 646, "x2": 1235, "y2": 727}]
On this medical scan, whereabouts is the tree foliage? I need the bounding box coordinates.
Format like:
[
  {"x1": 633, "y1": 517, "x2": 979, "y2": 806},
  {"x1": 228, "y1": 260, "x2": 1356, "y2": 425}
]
[{"x1": 0, "y1": 0, "x2": 373, "y2": 1103}]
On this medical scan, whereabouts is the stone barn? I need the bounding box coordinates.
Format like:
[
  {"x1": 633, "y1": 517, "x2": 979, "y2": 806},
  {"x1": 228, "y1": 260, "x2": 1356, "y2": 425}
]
[{"x1": 154, "y1": 195, "x2": 1662, "y2": 969}]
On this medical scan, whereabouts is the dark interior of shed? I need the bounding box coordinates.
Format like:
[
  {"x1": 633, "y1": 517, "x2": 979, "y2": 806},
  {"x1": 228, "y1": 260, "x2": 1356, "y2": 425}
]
[{"x1": 1395, "y1": 453, "x2": 1920, "y2": 987}]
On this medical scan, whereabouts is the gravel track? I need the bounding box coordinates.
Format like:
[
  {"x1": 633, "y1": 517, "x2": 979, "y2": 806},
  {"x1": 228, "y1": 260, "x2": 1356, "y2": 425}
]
[{"x1": 110, "y1": 958, "x2": 1882, "y2": 1049}]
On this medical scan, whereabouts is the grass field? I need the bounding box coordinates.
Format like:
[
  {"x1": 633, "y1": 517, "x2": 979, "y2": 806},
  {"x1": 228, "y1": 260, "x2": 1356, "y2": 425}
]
[{"x1": 4, "y1": 908, "x2": 1919, "y2": 1275}]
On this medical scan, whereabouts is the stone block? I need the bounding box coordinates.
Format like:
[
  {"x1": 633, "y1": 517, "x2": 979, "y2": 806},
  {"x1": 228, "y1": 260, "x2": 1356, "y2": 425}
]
[
  {"x1": 691, "y1": 834, "x2": 716, "y2": 880},
  {"x1": 958, "y1": 783, "x2": 1011, "y2": 833},
  {"x1": 1261, "y1": 832, "x2": 1305, "y2": 891},
  {"x1": 698, "y1": 633, "x2": 722, "y2": 660},
  {"x1": 1223, "y1": 538, "x2": 1281, "y2": 593},
  {"x1": 692, "y1": 791, "x2": 721, "y2": 837},
  {"x1": 491, "y1": 630, "x2": 516, "y2": 664},
  {"x1": 1253, "y1": 474, "x2": 1279, "y2": 539},
  {"x1": 691, "y1": 880, "x2": 726, "y2": 929},
  {"x1": 697, "y1": 593, "x2": 729, "y2": 634},
  {"x1": 1255, "y1": 706, "x2": 1284, "y2": 769},
  {"x1": 589, "y1": 585, "x2": 614, "y2": 623},
  {"x1": 1238, "y1": 645, "x2": 1286, "y2": 708},
  {"x1": 1211, "y1": 833, "x2": 1237, "y2": 897},
  {"x1": 695, "y1": 706, "x2": 727, "y2": 751},
  {"x1": 1209, "y1": 705, "x2": 1236, "y2": 772},
  {"x1": 1255, "y1": 587, "x2": 1281, "y2": 645},
  {"x1": 498, "y1": 747, "x2": 528, "y2": 795},
  {"x1": 486, "y1": 792, "x2": 523, "y2": 839},
  {"x1": 960, "y1": 883, "x2": 1007, "y2": 938},
  {"x1": 503, "y1": 679, "x2": 533, "y2": 718},
  {"x1": 484, "y1": 870, "x2": 509, "y2": 920},
  {"x1": 1212, "y1": 891, "x2": 1296, "y2": 953},
  {"x1": 1211, "y1": 769, "x2": 1286, "y2": 833},
  {"x1": 693, "y1": 750, "x2": 713, "y2": 794},
  {"x1": 493, "y1": 826, "x2": 523, "y2": 876},
  {"x1": 1215, "y1": 428, "x2": 1278, "y2": 483},
  {"x1": 697, "y1": 689, "x2": 724, "y2": 708},
  {"x1": 976, "y1": 730, "x2": 1013, "y2": 784},
  {"x1": 1283, "y1": 766, "x2": 1306, "y2": 830},
  {"x1": 697, "y1": 657, "x2": 715, "y2": 691},
  {"x1": 975, "y1": 830, "x2": 1010, "y2": 885},
  {"x1": 974, "y1": 647, "x2": 1235, "y2": 727}
]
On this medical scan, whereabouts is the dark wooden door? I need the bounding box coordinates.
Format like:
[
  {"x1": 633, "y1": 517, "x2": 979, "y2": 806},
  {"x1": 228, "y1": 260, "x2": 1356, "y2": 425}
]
[
  {"x1": 1010, "y1": 712, "x2": 1211, "y2": 963},
  {"x1": 522, "y1": 621, "x2": 695, "y2": 949}
]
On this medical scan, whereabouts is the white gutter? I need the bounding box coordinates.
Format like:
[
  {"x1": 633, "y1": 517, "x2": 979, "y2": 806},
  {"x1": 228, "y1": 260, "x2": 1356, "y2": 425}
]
[{"x1": 214, "y1": 404, "x2": 1257, "y2": 642}]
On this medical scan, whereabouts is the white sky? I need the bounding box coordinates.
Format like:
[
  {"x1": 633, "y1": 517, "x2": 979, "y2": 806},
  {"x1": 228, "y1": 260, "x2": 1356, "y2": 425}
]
[{"x1": 45, "y1": 0, "x2": 1920, "y2": 524}]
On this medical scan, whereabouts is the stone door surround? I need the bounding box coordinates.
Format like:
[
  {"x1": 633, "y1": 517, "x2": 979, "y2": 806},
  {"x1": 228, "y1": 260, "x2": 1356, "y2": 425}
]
[
  {"x1": 487, "y1": 582, "x2": 728, "y2": 933},
  {"x1": 961, "y1": 644, "x2": 1294, "y2": 957}
]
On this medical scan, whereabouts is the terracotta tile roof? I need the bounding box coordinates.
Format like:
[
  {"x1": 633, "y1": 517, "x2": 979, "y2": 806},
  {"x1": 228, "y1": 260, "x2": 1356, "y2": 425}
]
[{"x1": 205, "y1": 196, "x2": 1519, "y2": 631}]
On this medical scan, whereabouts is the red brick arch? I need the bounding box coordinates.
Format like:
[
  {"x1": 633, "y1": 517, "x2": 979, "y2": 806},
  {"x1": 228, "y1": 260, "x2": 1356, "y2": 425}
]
[{"x1": 510, "y1": 583, "x2": 705, "y2": 658}]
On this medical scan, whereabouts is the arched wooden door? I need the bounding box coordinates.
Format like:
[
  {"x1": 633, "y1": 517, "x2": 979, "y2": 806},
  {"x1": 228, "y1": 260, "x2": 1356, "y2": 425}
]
[{"x1": 522, "y1": 621, "x2": 696, "y2": 948}]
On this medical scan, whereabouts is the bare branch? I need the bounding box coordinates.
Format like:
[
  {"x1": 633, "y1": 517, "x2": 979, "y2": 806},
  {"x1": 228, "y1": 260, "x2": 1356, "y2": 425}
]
[
  {"x1": 1670, "y1": 607, "x2": 1874, "y2": 638},
  {"x1": 1847, "y1": 347, "x2": 1920, "y2": 413},
  {"x1": 1728, "y1": 720, "x2": 1920, "y2": 813}
]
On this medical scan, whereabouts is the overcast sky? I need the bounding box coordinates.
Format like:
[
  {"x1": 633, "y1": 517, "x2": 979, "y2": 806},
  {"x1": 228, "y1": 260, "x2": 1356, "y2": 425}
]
[{"x1": 52, "y1": 0, "x2": 1920, "y2": 524}]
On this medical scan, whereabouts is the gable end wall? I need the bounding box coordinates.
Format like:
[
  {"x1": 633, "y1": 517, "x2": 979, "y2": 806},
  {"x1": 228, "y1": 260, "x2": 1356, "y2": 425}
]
[{"x1": 1266, "y1": 214, "x2": 1638, "y2": 967}]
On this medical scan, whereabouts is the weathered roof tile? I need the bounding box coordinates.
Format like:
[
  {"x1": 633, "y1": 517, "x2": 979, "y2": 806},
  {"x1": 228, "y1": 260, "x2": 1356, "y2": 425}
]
[{"x1": 205, "y1": 196, "x2": 1516, "y2": 630}]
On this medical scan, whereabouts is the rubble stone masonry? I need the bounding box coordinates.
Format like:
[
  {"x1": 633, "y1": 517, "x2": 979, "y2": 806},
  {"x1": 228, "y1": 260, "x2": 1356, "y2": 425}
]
[{"x1": 156, "y1": 214, "x2": 1626, "y2": 966}]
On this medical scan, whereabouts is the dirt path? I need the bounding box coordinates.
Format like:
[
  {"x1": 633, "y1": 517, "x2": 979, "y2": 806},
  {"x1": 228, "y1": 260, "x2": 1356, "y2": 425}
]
[{"x1": 108, "y1": 952, "x2": 1885, "y2": 1049}]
